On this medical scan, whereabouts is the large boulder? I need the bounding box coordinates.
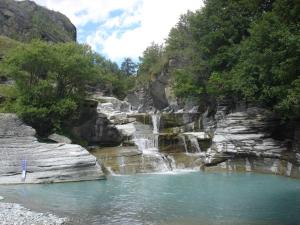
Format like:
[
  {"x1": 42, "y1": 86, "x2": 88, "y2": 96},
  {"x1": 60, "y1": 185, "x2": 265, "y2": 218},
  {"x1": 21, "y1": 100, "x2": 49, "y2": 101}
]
[
  {"x1": 0, "y1": 113, "x2": 104, "y2": 184},
  {"x1": 0, "y1": 0, "x2": 76, "y2": 42}
]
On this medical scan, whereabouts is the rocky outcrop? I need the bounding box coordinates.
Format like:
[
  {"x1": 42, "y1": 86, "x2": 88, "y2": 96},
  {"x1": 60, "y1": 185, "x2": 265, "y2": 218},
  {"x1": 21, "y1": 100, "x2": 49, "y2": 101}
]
[
  {"x1": 0, "y1": 0, "x2": 76, "y2": 42},
  {"x1": 126, "y1": 60, "x2": 202, "y2": 112},
  {"x1": 126, "y1": 76, "x2": 170, "y2": 112},
  {"x1": 48, "y1": 133, "x2": 72, "y2": 144},
  {"x1": 204, "y1": 107, "x2": 300, "y2": 178},
  {"x1": 126, "y1": 86, "x2": 154, "y2": 112},
  {"x1": 0, "y1": 113, "x2": 104, "y2": 184},
  {"x1": 149, "y1": 72, "x2": 169, "y2": 110},
  {"x1": 70, "y1": 100, "x2": 123, "y2": 146},
  {"x1": 72, "y1": 113, "x2": 123, "y2": 146}
]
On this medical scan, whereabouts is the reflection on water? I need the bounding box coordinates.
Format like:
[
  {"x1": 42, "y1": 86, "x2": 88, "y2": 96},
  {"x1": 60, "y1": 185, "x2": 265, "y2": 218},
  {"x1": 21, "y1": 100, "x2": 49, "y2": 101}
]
[{"x1": 1, "y1": 172, "x2": 300, "y2": 225}]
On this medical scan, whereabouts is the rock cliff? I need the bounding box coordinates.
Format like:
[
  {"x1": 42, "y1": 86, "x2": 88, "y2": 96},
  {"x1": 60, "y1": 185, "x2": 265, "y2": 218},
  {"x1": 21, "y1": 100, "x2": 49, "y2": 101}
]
[
  {"x1": 203, "y1": 107, "x2": 300, "y2": 178},
  {"x1": 0, "y1": 0, "x2": 76, "y2": 42},
  {"x1": 70, "y1": 99, "x2": 123, "y2": 147},
  {"x1": 0, "y1": 113, "x2": 104, "y2": 184}
]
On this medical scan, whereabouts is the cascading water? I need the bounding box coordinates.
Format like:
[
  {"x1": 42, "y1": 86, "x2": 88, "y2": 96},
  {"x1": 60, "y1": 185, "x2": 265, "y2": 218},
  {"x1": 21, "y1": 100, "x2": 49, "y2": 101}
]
[
  {"x1": 189, "y1": 136, "x2": 201, "y2": 153},
  {"x1": 180, "y1": 135, "x2": 188, "y2": 153},
  {"x1": 132, "y1": 113, "x2": 171, "y2": 172},
  {"x1": 151, "y1": 113, "x2": 160, "y2": 150},
  {"x1": 151, "y1": 114, "x2": 161, "y2": 134}
]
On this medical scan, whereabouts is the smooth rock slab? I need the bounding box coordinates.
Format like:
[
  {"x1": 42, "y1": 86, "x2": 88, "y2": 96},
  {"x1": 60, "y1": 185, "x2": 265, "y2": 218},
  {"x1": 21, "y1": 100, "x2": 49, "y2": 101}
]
[
  {"x1": 205, "y1": 107, "x2": 300, "y2": 177},
  {"x1": 0, "y1": 113, "x2": 104, "y2": 184},
  {"x1": 48, "y1": 133, "x2": 72, "y2": 144}
]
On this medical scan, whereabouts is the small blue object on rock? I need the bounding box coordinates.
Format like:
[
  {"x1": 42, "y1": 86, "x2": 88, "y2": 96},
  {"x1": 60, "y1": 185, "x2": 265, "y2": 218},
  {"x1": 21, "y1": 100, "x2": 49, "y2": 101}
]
[{"x1": 21, "y1": 160, "x2": 27, "y2": 181}]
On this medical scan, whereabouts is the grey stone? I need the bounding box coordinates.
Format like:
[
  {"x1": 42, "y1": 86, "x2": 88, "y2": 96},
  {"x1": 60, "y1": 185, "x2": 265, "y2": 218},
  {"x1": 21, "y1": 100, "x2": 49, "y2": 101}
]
[
  {"x1": 48, "y1": 133, "x2": 72, "y2": 144},
  {"x1": 70, "y1": 100, "x2": 123, "y2": 146},
  {"x1": 0, "y1": 113, "x2": 104, "y2": 184},
  {"x1": 203, "y1": 107, "x2": 300, "y2": 178},
  {"x1": 0, "y1": 0, "x2": 76, "y2": 42},
  {"x1": 0, "y1": 202, "x2": 67, "y2": 225}
]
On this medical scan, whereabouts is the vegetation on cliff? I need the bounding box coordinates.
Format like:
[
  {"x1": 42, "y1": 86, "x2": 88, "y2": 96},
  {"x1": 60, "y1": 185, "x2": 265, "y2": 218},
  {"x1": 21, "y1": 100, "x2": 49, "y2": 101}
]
[
  {"x1": 0, "y1": 40, "x2": 133, "y2": 135},
  {"x1": 0, "y1": 0, "x2": 76, "y2": 42},
  {"x1": 138, "y1": 0, "x2": 300, "y2": 119}
]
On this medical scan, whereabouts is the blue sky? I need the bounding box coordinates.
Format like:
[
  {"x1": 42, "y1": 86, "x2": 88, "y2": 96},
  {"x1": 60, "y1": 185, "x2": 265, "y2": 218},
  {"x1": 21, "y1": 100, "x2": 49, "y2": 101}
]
[{"x1": 31, "y1": 0, "x2": 203, "y2": 64}]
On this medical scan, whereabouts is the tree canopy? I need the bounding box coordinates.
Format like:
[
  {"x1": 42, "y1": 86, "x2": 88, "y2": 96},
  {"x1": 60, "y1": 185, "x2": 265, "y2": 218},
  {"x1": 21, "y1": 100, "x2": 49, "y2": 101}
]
[
  {"x1": 0, "y1": 40, "x2": 134, "y2": 134},
  {"x1": 121, "y1": 57, "x2": 137, "y2": 76},
  {"x1": 139, "y1": 0, "x2": 300, "y2": 120}
]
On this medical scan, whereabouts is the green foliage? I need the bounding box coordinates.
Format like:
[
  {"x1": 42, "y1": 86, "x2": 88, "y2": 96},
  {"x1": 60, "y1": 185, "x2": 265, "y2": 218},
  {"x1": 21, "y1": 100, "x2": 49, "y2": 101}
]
[
  {"x1": 0, "y1": 84, "x2": 18, "y2": 98},
  {"x1": 93, "y1": 54, "x2": 134, "y2": 99},
  {"x1": 172, "y1": 69, "x2": 203, "y2": 98},
  {"x1": 1, "y1": 40, "x2": 96, "y2": 135},
  {"x1": 138, "y1": 42, "x2": 167, "y2": 85},
  {"x1": 224, "y1": 0, "x2": 300, "y2": 118},
  {"x1": 121, "y1": 57, "x2": 137, "y2": 76},
  {"x1": 0, "y1": 36, "x2": 20, "y2": 60},
  {"x1": 149, "y1": 0, "x2": 300, "y2": 120}
]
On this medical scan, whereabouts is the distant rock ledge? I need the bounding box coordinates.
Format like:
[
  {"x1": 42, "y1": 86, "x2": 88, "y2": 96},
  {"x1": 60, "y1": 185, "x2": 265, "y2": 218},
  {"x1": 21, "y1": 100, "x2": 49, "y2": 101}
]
[{"x1": 0, "y1": 113, "x2": 105, "y2": 184}]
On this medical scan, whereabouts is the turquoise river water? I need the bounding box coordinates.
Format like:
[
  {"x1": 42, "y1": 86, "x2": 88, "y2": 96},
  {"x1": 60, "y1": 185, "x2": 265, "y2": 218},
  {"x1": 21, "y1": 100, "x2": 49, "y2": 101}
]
[{"x1": 1, "y1": 172, "x2": 300, "y2": 225}]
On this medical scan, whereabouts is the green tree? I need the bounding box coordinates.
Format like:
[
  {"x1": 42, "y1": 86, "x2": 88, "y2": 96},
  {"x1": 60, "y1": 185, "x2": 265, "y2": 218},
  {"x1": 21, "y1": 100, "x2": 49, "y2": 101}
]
[
  {"x1": 121, "y1": 57, "x2": 137, "y2": 76},
  {"x1": 2, "y1": 40, "x2": 97, "y2": 135},
  {"x1": 227, "y1": 1, "x2": 300, "y2": 118},
  {"x1": 138, "y1": 42, "x2": 166, "y2": 77},
  {"x1": 92, "y1": 54, "x2": 134, "y2": 99}
]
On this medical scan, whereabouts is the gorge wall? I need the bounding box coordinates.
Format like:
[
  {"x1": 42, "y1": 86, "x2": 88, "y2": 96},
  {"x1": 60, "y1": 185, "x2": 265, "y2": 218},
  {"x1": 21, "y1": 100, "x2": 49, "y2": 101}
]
[
  {"x1": 114, "y1": 66, "x2": 300, "y2": 178},
  {"x1": 0, "y1": 0, "x2": 76, "y2": 42}
]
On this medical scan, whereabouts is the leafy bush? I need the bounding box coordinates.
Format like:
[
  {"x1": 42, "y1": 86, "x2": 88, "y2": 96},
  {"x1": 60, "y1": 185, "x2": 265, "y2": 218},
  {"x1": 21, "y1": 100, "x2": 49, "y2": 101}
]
[{"x1": 1, "y1": 40, "x2": 96, "y2": 135}]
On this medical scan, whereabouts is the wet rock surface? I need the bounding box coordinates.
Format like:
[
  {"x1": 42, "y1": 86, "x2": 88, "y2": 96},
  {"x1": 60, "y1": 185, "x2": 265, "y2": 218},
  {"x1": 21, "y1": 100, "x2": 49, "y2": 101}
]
[
  {"x1": 91, "y1": 146, "x2": 172, "y2": 174},
  {"x1": 0, "y1": 113, "x2": 104, "y2": 184}
]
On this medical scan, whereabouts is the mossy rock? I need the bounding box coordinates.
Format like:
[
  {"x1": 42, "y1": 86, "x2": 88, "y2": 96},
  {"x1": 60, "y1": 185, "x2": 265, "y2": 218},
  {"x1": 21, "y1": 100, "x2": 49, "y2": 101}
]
[
  {"x1": 160, "y1": 112, "x2": 200, "y2": 129},
  {"x1": 128, "y1": 113, "x2": 151, "y2": 125},
  {"x1": 158, "y1": 133, "x2": 185, "y2": 153}
]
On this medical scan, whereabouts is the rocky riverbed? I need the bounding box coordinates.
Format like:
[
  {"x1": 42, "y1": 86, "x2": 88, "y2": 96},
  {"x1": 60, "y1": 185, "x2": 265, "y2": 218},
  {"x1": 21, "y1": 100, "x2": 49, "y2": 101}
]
[{"x1": 0, "y1": 201, "x2": 68, "y2": 225}]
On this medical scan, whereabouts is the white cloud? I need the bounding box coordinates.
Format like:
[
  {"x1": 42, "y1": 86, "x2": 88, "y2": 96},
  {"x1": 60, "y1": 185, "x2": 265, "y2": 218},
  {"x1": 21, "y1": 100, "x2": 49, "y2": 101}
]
[{"x1": 32, "y1": 0, "x2": 203, "y2": 61}]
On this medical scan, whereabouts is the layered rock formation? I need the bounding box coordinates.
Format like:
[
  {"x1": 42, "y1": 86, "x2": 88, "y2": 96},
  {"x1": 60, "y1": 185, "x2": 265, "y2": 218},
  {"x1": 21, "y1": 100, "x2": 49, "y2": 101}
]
[
  {"x1": 92, "y1": 97, "x2": 300, "y2": 178},
  {"x1": 203, "y1": 108, "x2": 300, "y2": 178},
  {"x1": 0, "y1": 0, "x2": 76, "y2": 42},
  {"x1": 0, "y1": 113, "x2": 104, "y2": 184}
]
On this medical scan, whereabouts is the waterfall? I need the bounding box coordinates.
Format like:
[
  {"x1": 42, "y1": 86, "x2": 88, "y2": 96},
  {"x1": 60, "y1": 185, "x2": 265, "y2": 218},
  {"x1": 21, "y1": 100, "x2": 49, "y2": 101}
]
[
  {"x1": 134, "y1": 134, "x2": 158, "y2": 153},
  {"x1": 188, "y1": 135, "x2": 201, "y2": 153},
  {"x1": 133, "y1": 113, "x2": 161, "y2": 154},
  {"x1": 132, "y1": 113, "x2": 171, "y2": 172},
  {"x1": 180, "y1": 135, "x2": 188, "y2": 153},
  {"x1": 167, "y1": 155, "x2": 177, "y2": 170},
  {"x1": 245, "y1": 158, "x2": 252, "y2": 172},
  {"x1": 106, "y1": 167, "x2": 117, "y2": 176},
  {"x1": 151, "y1": 114, "x2": 161, "y2": 134}
]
